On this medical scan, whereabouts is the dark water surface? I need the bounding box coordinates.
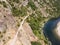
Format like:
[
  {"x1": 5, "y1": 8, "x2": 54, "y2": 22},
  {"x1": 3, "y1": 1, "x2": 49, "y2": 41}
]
[{"x1": 43, "y1": 17, "x2": 60, "y2": 45}]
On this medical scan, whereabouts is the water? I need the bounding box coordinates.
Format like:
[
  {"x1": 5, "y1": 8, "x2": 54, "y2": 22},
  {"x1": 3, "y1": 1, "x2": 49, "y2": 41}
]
[{"x1": 43, "y1": 17, "x2": 60, "y2": 45}]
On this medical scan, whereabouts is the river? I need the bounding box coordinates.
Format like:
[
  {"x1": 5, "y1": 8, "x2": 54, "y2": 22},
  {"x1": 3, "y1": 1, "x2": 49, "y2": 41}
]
[{"x1": 43, "y1": 17, "x2": 60, "y2": 45}]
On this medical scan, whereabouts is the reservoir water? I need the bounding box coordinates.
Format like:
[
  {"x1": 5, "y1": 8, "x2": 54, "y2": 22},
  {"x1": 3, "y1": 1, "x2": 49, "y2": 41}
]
[{"x1": 43, "y1": 17, "x2": 60, "y2": 45}]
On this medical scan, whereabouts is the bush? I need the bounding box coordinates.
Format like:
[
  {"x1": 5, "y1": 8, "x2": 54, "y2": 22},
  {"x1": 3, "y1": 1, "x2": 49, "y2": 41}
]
[
  {"x1": 28, "y1": 0, "x2": 37, "y2": 10},
  {"x1": 31, "y1": 42, "x2": 41, "y2": 45}
]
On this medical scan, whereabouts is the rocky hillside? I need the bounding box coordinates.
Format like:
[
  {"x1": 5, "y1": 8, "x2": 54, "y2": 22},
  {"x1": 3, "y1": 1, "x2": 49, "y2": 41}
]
[{"x1": 0, "y1": 0, "x2": 60, "y2": 45}]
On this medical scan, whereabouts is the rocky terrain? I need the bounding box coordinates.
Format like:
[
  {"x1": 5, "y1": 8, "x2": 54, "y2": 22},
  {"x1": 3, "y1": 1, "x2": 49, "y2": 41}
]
[{"x1": 0, "y1": 0, "x2": 60, "y2": 45}]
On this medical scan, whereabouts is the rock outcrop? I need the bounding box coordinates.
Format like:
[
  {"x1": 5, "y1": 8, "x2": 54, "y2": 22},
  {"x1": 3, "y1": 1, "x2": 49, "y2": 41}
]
[{"x1": 0, "y1": 5, "x2": 37, "y2": 45}]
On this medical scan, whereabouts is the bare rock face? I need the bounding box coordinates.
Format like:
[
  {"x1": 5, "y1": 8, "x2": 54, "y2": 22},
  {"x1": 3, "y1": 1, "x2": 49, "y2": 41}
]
[
  {"x1": 0, "y1": 5, "x2": 17, "y2": 45},
  {"x1": 22, "y1": 22, "x2": 38, "y2": 42},
  {"x1": 0, "y1": 5, "x2": 37, "y2": 45}
]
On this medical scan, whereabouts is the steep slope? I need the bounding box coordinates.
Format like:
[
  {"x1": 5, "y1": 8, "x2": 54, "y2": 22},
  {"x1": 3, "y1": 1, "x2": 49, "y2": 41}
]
[
  {"x1": 0, "y1": 0, "x2": 60, "y2": 45},
  {"x1": 0, "y1": 4, "x2": 38, "y2": 45}
]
